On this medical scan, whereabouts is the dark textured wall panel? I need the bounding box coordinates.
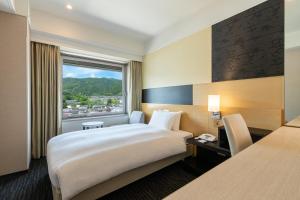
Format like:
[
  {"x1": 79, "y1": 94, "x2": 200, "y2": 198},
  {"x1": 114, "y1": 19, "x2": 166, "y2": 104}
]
[
  {"x1": 142, "y1": 85, "x2": 193, "y2": 105},
  {"x1": 212, "y1": 0, "x2": 284, "y2": 82}
]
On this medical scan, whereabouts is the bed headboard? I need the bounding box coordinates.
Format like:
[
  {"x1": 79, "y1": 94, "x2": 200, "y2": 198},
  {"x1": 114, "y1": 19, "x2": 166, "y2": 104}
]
[{"x1": 142, "y1": 77, "x2": 284, "y2": 136}]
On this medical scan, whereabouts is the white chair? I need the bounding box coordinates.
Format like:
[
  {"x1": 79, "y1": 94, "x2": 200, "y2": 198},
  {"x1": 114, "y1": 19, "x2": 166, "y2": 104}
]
[
  {"x1": 222, "y1": 114, "x2": 253, "y2": 156},
  {"x1": 129, "y1": 111, "x2": 145, "y2": 124}
]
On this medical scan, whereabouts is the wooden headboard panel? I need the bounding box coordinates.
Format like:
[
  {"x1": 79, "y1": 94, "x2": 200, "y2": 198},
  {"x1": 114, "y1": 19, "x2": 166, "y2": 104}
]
[
  {"x1": 142, "y1": 103, "x2": 283, "y2": 137},
  {"x1": 142, "y1": 77, "x2": 284, "y2": 136}
]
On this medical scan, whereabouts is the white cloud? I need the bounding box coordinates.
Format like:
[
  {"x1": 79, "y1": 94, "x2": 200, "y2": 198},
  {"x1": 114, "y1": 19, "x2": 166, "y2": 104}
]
[
  {"x1": 90, "y1": 73, "x2": 96, "y2": 78},
  {"x1": 64, "y1": 73, "x2": 75, "y2": 78}
]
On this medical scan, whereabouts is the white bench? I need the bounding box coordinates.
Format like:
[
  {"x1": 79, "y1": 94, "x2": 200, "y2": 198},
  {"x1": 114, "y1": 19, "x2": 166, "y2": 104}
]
[{"x1": 82, "y1": 121, "x2": 104, "y2": 130}]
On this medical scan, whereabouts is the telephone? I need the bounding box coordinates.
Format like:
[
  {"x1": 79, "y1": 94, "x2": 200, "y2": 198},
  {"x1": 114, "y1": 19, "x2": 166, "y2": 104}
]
[{"x1": 195, "y1": 133, "x2": 217, "y2": 142}]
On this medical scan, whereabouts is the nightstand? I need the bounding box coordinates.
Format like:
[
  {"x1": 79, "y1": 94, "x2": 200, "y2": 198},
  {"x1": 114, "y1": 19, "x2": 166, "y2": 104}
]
[
  {"x1": 184, "y1": 137, "x2": 231, "y2": 175},
  {"x1": 218, "y1": 126, "x2": 272, "y2": 149},
  {"x1": 183, "y1": 127, "x2": 272, "y2": 175}
]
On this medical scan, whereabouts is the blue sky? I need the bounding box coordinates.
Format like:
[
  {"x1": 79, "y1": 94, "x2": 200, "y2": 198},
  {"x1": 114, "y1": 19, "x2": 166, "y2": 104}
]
[{"x1": 63, "y1": 65, "x2": 122, "y2": 80}]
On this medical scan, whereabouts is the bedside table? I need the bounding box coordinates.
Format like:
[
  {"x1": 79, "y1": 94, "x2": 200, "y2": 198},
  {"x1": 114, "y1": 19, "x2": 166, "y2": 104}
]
[
  {"x1": 218, "y1": 126, "x2": 272, "y2": 149},
  {"x1": 184, "y1": 137, "x2": 231, "y2": 175}
]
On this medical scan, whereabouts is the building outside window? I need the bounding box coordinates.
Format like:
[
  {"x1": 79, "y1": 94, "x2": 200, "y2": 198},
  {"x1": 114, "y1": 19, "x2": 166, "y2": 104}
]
[{"x1": 62, "y1": 55, "x2": 126, "y2": 120}]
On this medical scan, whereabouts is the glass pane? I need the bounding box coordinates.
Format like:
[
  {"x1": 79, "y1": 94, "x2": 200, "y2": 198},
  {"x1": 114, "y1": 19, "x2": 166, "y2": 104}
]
[{"x1": 62, "y1": 64, "x2": 123, "y2": 119}]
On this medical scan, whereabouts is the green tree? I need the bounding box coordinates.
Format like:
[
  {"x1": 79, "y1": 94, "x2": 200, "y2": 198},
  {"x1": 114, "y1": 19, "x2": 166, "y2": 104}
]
[
  {"x1": 107, "y1": 98, "x2": 113, "y2": 106},
  {"x1": 63, "y1": 99, "x2": 67, "y2": 108}
]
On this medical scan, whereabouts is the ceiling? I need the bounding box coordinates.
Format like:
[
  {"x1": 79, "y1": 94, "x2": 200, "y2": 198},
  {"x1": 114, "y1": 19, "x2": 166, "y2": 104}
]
[
  {"x1": 26, "y1": 0, "x2": 300, "y2": 54},
  {"x1": 30, "y1": 0, "x2": 219, "y2": 40}
]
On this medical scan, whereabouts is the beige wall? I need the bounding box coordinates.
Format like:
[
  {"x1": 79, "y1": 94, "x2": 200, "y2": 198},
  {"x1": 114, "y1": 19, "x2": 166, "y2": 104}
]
[
  {"x1": 0, "y1": 11, "x2": 30, "y2": 175},
  {"x1": 143, "y1": 27, "x2": 211, "y2": 89},
  {"x1": 285, "y1": 47, "x2": 300, "y2": 122},
  {"x1": 142, "y1": 26, "x2": 284, "y2": 133}
]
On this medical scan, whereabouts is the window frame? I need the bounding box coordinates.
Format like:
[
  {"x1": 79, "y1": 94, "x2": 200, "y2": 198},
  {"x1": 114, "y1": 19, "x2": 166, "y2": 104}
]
[{"x1": 61, "y1": 54, "x2": 127, "y2": 120}]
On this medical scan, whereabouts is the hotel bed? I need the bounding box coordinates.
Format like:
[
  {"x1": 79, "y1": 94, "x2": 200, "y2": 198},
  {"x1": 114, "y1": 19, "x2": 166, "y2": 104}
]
[{"x1": 48, "y1": 114, "x2": 193, "y2": 200}]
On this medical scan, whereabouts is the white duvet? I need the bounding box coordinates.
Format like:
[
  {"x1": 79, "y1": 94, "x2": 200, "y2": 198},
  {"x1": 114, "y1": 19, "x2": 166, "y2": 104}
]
[{"x1": 47, "y1": 123, "x2": 189, "y2": 200}]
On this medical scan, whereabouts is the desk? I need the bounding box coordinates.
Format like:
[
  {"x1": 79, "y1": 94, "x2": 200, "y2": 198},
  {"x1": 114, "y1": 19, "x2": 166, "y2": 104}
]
[{"x1": 165, "y1": 126, "x2": 300, "y2": 200}]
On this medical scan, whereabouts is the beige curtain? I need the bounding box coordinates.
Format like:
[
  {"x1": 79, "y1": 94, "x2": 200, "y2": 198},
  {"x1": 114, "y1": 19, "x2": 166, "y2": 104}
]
[
  {"x1": 127, "y1": 61, "x2": 142, "y2": 114},
  {"x1": 31, "y1": 42, "x2": 61, "y2": 159}
]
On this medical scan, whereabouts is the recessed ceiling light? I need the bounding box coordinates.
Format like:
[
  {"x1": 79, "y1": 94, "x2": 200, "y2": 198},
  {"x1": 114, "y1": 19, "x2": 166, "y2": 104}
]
[{"x1": 66, "y1": 4, "x2": 73, "y2": 10}]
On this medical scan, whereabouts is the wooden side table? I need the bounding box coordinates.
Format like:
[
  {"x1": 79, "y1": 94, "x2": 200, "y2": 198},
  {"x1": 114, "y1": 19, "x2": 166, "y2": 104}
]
[
  {"x1": 218, "y1": 126, "x2": 272, "y2": 149},
  {"x1": 183, "y1": 127, "x2": 272, "y2": 175},
  {"x1": 184, "y1": 137, "x2": 231, "y2": 175}
]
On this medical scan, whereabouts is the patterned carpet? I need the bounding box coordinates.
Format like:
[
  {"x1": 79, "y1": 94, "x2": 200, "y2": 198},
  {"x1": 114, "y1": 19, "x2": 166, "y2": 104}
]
[{"x1": 0, "y1": 158, "x2": 197, "y2": 200}]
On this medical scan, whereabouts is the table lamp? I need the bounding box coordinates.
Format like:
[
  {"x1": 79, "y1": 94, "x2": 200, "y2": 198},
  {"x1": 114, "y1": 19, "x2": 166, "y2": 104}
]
[{"x1": 208, "y1": 95, "x2": 221, "y2": 120}]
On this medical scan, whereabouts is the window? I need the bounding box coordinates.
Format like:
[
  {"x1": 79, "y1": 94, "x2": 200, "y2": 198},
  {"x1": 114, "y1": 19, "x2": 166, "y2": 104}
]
[{"x1": 62, "y1": 55, "x2": 126, "y2": 120}]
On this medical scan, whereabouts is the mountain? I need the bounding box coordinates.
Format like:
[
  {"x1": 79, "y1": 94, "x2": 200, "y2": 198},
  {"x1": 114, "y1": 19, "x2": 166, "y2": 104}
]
[{"x1": 63, "y1": 78, "x2": 122, "y2": 96}]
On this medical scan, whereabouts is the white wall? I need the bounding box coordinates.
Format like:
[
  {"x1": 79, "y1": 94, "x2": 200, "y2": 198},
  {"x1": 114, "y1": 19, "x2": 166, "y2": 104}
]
[
  {"x1": 15, "y1": 0, "x2": 29, "y2": 17},
  {"x1": 285, "y1": 31, "x2": 300, "y2": 49},
  {"x1": 0, "y1": 0, "x2": 29, "y2": 16},
  {"x1": 30, "y1": 10, "x2": 144, "y2": 61},
  {"x1": 62, "y1": 115, "x2": 129, "y2": 133},
  {"x1": 285, "y1": 47, "x2": 300, "y2": 122}
]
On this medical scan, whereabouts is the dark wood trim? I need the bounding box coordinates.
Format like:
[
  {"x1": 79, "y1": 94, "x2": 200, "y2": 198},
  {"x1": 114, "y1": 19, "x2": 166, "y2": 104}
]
[
  {"x1": 212, "y1": 0, "x2": 284, "y2": 82},
  {"x1": 142, "y1": 85, "x2": 193, "y2": 105}
]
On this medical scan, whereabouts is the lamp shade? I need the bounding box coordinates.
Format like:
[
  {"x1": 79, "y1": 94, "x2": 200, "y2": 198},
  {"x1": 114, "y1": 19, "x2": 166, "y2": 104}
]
[{"x1": 208, "y1": 95, "x2": 220, "y2": 112}]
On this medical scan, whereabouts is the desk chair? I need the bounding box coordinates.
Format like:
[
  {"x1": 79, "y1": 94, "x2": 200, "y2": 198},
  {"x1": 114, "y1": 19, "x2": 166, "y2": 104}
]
[{"x1": 222, "y1": 114, "x2": 253, "y2": 156}]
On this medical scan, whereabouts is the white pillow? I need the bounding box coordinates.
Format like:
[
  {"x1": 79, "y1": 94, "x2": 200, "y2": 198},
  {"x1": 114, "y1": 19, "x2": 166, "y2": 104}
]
[
  {"x1": 149, "y1": 111, "x2": 177, "y2": 130},
  {"x1": 156, "y1": 110, "x2": 182, "y2": 131},
  {"x1": 171, "y1": 111, "x2": 182, "y2": 131}
]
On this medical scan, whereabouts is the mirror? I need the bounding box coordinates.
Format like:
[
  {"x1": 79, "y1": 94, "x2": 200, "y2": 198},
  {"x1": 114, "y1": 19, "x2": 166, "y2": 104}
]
[{"x1": 285, "y1": 0, "x2": 300, "y2": 122}]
